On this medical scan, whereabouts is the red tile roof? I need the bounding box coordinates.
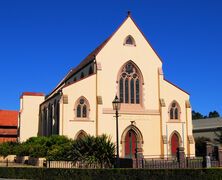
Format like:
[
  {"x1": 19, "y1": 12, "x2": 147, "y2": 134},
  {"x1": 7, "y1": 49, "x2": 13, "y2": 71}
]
[
  {"x1": 0, "y1": 110, "x2": 18, "y2": 126},
  {"x1": 20, "y1": 92, "x2": 45, "y2": 99}
]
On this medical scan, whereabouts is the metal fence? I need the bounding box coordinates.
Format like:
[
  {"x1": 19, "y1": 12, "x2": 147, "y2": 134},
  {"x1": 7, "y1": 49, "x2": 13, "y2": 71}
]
[
  {"x1": 143, "y1": 157, "x2": 219, "y2": 169},
  {"x1": 46, "y1": 161, "x2": 108, "y2": 169}
]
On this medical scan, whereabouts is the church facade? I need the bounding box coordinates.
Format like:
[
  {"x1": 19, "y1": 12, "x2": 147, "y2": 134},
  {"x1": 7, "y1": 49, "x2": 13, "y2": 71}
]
[{"x1": 19, "y1": 14, "x2": 195, "y2": 158}]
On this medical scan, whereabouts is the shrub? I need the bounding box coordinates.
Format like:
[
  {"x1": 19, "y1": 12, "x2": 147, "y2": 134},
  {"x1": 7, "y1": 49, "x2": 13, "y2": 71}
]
[
  {"x1": 0, "y1": 142, "x2": 19, "y2": 157},
  {"x1": 15, "y1": 135, "x2": 73, "y2": 160},
  {"x1": 69, "y1": 134, "x2": 115, "y2": 167}
]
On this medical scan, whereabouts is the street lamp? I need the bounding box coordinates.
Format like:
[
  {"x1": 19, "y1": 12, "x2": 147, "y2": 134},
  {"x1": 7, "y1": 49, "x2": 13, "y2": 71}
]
[{"x1": 112, "y1": 95, "x2": 121, "y2": 168}]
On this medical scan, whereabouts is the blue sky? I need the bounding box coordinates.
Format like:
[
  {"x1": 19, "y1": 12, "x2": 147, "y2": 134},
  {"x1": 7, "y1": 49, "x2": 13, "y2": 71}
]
[{"x1": 0, "y1": 0, "x2": 221, "y2": 116}]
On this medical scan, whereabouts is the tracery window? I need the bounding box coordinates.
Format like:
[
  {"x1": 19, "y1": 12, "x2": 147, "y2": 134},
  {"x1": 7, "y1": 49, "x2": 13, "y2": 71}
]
[
  {"x1": 169, "y1": 101, "x2": 180, "y2": 120},
  {"x1": 75, "y1": 97, "x2": 89, "y2": 118},
  {"x1": 119, "y1": 62, "x2": 141, "y2": 104}
]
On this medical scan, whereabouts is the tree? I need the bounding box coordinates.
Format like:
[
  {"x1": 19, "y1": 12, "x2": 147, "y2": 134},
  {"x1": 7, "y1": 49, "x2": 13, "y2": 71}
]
[
  {"x1": 195, "y1": 137, "x2": 211, "y2": 156},
  {"x1": 208, "y1": 111, "x2": 220, "y2": 118},
  {"x1": 192, "y1": 110, "x2": 204, "y2": 120}
]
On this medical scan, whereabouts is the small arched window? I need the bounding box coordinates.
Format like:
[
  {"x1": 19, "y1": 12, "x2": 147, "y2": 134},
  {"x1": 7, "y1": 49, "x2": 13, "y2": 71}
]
[
  {"x1": 124, "y1": 35, "x2": 136, "y2": 46},
  {"x1": 169, "y1": 101, "x2": 180, "y2": 120},
  {"x1": 75, "y1": 97, "x2": 90, "y2": 119},
  {"x1": 81, "y1": 72, "x2": 85, "y2": 79},
  {"x1": 118, "y1": 61, "x2": 142, "y2": 104},
  {"x1": 88, "y1": 66, "x2": 93, "y2": 75}
]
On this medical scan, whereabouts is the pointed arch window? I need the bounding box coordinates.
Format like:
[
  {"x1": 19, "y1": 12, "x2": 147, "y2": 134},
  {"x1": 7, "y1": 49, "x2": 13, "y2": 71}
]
[
  {"x1": 81, "y1": 72, "x2": 85, "y2": 79},
  {"x1": 118, "y1": 61, "x2": 142, "y2": 104},
  {"x1": 75, "y1": 97, "x2": 90, "y2": 119},
  {"x1": 124, "y1": 35, "x2": 136, "y2": 46},
  {"x1": 169, "y1": 101, "x2": 180, "y2": 120},
  {"x1": 88, "y1": 66, "x2": 93, "y2": 75}
]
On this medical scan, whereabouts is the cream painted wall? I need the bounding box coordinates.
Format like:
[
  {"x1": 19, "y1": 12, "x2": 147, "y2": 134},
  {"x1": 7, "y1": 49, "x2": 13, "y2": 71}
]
[
  {"x1": 159, "y1": 73, "x2": 195, "y2": 156},
  {"x1": 19, "y1": 95, "x2": 45, "y2": 142},
  {"x1": 95, "y1": 17, "x2": 164, "y2": 158},
  {"x1": 62, "y1": 74, "x2": 96, "y2": 139}
]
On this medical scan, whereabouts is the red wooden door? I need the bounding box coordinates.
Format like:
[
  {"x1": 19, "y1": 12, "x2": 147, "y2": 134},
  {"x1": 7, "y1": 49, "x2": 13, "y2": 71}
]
[
  {"x1": 125, "y1": 130, "x2": 137, "y2": 158},
  {"x1": 171, "y1": 133, "x2": 179, "y2": 156}
]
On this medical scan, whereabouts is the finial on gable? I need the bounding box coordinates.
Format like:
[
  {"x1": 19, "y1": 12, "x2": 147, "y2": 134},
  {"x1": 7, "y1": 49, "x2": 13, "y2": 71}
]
[{"x1": 127, "y1": 11, "x2": 131, "y2": 17}]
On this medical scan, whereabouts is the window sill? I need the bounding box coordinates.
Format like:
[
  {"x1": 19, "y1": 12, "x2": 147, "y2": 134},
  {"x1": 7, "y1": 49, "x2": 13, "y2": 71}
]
[
  {"x1": 70, "y1": 118, "x2": 94, "y2": 122},
  {"x1": 166, "y1": 120, "x2": 185, "y2": 123}
]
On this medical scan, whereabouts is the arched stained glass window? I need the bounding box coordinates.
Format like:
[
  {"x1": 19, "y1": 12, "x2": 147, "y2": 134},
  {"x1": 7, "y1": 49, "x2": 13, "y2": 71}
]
[
  {"x1": 169, "y1": 101, "x2": 180, "y2": 120},
  {"x1": 118, "y1": 61, "x2": 142, "y2": 104},
  {"x1": 130, "y1": 79, "x2": 134, "y2": 103},
  {"x1": 83, "y1": 105, "x2": 87, "y2": 118},
  {"x1": 125, "y1": 79, "x2": 129, "y2": 103},
  {"x1": 75, "y1": 97, "x2": 90, "y2": 119},
  {"x1": 119, "y1": 78, "x2": 124, "y2": 103},
  {"x1": 77, "y1": 105, "x2": 81, "y2": 117}
]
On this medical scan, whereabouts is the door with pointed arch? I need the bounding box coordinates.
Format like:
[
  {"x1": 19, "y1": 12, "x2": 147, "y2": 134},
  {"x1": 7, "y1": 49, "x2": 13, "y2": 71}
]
[
  {"x1": 125, "y1": 129, "x2": 137, "y2": 158},
  {"x1": 171, "y1": 133, "x2": 179, "y2": 156}
]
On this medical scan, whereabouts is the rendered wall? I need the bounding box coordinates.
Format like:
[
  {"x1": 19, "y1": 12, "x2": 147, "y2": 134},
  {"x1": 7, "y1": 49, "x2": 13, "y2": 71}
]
[
  {"x1": 61, "y1": 74, "x2": 96, "y2": 139},
  {"x1": 95, "y1": 17, "x2": 163, "y2": 158},
  {"x1": 19, "y1": 95, "x2": 44, "y2": 142}
]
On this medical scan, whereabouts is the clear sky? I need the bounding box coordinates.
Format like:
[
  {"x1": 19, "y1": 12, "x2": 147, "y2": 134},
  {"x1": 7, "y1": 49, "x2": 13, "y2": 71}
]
[{"x1": 0, "y1": 0, "x2": 221, "y2": 116}]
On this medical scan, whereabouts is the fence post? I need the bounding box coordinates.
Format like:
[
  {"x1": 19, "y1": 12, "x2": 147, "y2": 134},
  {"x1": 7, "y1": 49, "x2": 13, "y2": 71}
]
[
  {"x1": 177, "y1": 147, "x2": 185, "y2": 168},
  {"x1": 135, "y1": 148, "x2": 144, "y2": 168},
  {"x1": 6, "y1": 159, "x2": 8, "y2": 167},
  {"x1": 203, "y1": 141, "x2": 212, "y2": 168},
  {"x1": 218, "y1": 147, "x2": 222, "y2": 167}
]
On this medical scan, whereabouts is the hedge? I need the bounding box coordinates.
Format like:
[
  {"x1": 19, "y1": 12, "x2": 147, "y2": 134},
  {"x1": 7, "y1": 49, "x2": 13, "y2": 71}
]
[{"x1": 1, "y1": 167, "x2": 222, "y2": 180}]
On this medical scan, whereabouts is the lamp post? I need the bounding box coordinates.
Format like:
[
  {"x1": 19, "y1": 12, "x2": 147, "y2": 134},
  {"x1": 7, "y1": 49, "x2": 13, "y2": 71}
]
[{"x1": 112, "y1": 95, "x2": 121, "y2": 168}]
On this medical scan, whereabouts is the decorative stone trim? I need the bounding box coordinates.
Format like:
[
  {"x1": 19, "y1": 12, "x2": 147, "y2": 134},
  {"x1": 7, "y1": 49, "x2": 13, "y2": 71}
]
[
  {"x1": 102, "y1": 108, "x2": 160, "y2": 115},
  {"x1": 185, "y1": 100, "x2": 191, "y2": 108},
  {"x1": 63, "y1": 95, "x2": 68, "y2": 104},
  {"x1": 160, "y1": 98, "x2": 166, "y2": 107},
  {"x1": 96, "y1": 62, "x2": 102, "y2": 70},
  {"x1": 97, "y1": 96, "x2": 103, "y2": 105},
  {"x1": 188, "y1": 135, "x2": 194, "y2": 144},
  {"x1": 70, "y1": 119, "x2": 94, "y2": 122}
]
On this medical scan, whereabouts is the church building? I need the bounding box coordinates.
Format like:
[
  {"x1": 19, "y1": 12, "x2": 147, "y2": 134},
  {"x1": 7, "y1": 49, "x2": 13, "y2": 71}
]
[{"x1": 19, "y1": 14, "x2": 195, "y2": 158}]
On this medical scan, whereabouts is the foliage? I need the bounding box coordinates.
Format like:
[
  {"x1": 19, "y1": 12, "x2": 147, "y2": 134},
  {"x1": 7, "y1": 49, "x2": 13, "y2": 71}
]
[
  {"x1": 195, "y1": 137, "x2": 210, "y2": 156},
  {"x1": 208, "y1": 111, "x2": 220, "y2": 118},
  {"x1": 0, "y1": 141, "x2": 19, "y2": 157},
  {"x1": 69, "y1": 134, "x2": 115, "y2": 168},
  {"x1": 14, "y1": 135, "x2": 73, "y2": 159},
  {"x1": 192, "y1": 111, "x2": 204, "y2": 120},
  {"x1": 214, "y1": 127, "x2": 222, "y2": 145},
  {"x1": 1, "y1": 168, "x2": 222, "y2": 180},
  {"x1": 192, "y1": 110, "x2": 220, "y2": 120}
]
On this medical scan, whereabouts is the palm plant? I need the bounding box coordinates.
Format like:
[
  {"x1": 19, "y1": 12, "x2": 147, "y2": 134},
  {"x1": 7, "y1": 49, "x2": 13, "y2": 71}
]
[{"x1": 69, "y1": 134, "x2": 115, "y2": 168}]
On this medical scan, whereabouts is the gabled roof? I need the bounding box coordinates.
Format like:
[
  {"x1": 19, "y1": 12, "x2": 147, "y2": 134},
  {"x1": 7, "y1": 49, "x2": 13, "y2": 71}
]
[
  {"x1": 0, "y1": 110, "x2": 18, "y2": 126},
  {"x1": 193, "y1": 117, "x2": 222, "y2": 130},
  {"x1": 48, "y1": 13, "x2": 164, "y2": 97},
  {"x1": 63, "y1": 36, "x2": 111, "y2": 82}
]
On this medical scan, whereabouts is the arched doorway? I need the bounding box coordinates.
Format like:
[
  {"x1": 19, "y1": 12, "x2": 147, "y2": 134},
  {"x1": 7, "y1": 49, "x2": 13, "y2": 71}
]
[
  {"x1": 171, "y1": 132, "x2": 180, "y2": 156},
  {"x1": 121, "y1": 125, "x2": 143, "y2": 158},
  {"x1": 75, "y1": 130, "x2": 87, "y2": 140},
  {"x1": 125, "y1": 130, "x2": 137, "y2": 158}
]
